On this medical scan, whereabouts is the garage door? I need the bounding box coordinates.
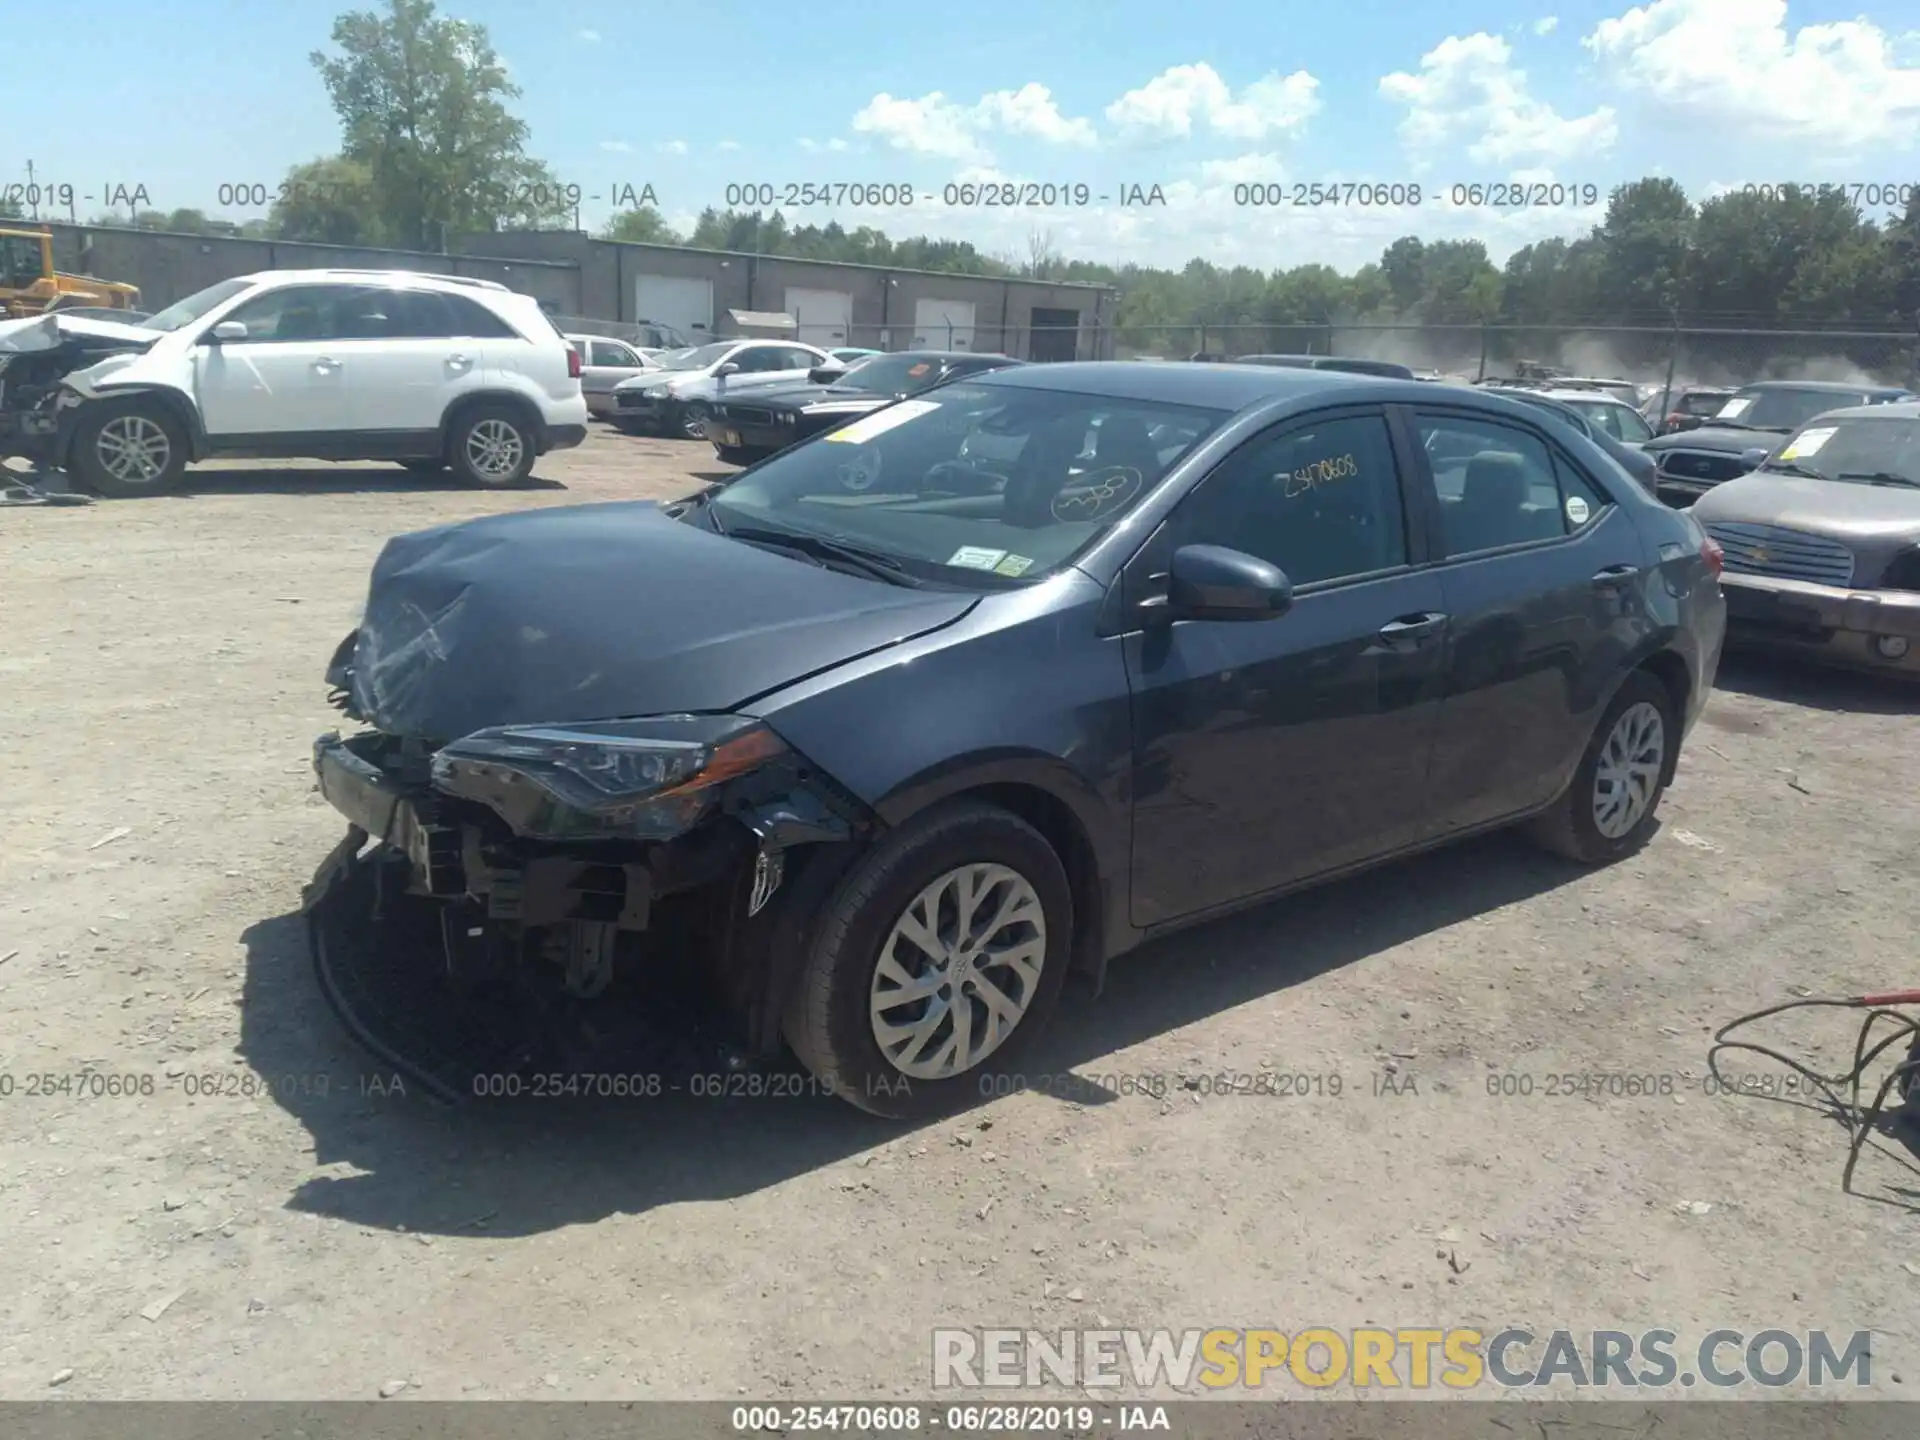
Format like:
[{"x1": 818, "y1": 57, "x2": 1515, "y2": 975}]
[
  {"x1": 785, "y1": 287, "x2": 853, "y2": 347},
  {"x1": 913, "y1": 298, "x2": 975, "y2": 351},
  {"x1": 634, "y1": 274, "x2": 714, "y2": 342}
]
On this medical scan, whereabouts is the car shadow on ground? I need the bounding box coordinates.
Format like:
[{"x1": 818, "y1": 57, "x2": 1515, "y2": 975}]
[
  {"x1": 1712, "y1": 650, "x2": 1920, "y2": 716},
  {"x1": 139, "y1": 468, "x2": 568, "y2": 498},
  {"x1": 237, "y1": 828, "x2": 1584, "y2": 1237}
]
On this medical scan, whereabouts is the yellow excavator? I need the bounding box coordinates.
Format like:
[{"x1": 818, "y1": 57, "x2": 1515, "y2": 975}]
[{"x1": 0, "y1": 225, "x2": 141, "y2": 318}]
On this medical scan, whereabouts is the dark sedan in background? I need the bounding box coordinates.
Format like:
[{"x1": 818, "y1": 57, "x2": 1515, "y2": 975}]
[
  {"x1": 1693, "y1": 401, "x2": 1920, "y2": 677},
  {"x1": 310, "y1": 364, "x2": 1725, "y2": 1116},
  {"x1": 704, "y1": 350, "x2": 1021, "y2": 464},
  {"x1": 1644, "y1": 380, "x2": 1913, "y2": 508}
]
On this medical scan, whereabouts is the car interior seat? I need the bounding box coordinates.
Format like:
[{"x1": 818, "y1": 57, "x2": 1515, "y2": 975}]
[{"x1": 1451, "y1": 451, "x2": 1551, "y2": 551}]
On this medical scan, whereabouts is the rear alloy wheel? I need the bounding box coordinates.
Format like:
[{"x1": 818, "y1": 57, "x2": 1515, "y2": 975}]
[
  {"x1": 448, "y1": 406, "x2": 536, "y2": 488},
  {"x1": 785, "y1": 801, "x2": 1073, "y2": 1118},
  {"x1": 1526, "y1": 670, "x2": 1676, "y2": 863},
  {"x1": 71, "y1": 399, "x2": 189, "y2": 498}
]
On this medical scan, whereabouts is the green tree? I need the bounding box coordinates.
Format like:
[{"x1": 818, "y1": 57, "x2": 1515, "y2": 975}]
[
  {"x1": 599, "y1": 205, "x2": 682, "y2": 244},
  {"x1": 0, "y1": 195, "x2": 23, "y2": 219},
  {"x1": 309, "y1": 0, "x2": 570, "y2": 250},
  {"x1": 1591, "y1": 178, "x2": 1694, "y2": 321},
  {"x1": 268, "y1": 155, "x2": 379, "y2": 245}
]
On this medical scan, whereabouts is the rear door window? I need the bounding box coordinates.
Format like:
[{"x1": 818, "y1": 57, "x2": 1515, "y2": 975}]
[{"x1": 1416, "y1": 413, "x2": 1609, "y2": 555}]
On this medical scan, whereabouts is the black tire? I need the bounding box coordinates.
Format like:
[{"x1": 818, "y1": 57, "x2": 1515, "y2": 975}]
[
  {"x1": 399, "y1": 458, "x2": 446, "y2": 474},
  {"x1": 1525, "y1": 669, "x2": 1678, "y2": 864},
  {"x1": 784, "y1": 800, "x2": 1074, "y2": 1120},
  {"x1": 70, "y1": 397, "x2": 189, "y2": 498},
  {"x1": 676, "y1": 408, "x2": 705, "y2": 440},
  {"x1": 446, "y1": 404, "x2": 537, "y2": 489}
]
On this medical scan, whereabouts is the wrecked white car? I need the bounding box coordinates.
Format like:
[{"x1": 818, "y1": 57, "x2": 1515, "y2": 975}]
[{"x1": 0, "y1": 312, "x2": 157, "y2": 474}]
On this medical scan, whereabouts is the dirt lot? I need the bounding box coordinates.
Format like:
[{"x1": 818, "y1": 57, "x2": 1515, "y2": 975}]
[{"x1": 2, "y1": 424, "x2": 1917, "y2": 1401}]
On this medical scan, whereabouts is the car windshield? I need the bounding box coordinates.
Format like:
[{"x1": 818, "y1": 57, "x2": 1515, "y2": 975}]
[
  {"x1": 1758, "y1": 417, "x2": 1920, "y2": 485},
  {"x1": 1717, "y1": 387, "x2": 1872, "y2": 430},
  {"x1": 1564, "y1": 398, "x2": 1653, "y2": 443},
  {"x1": 832, "y1": 354, "x2": 962, "y2": 396},
  {"x1": 1679, "y1": 391, "x2": 1732, "y2": 415},
  {"x1": 704, "y1": 382, "x2": 1227, "y2": 585},
  {"x1": 139, "y1": 278, "x2": 253, "y2": 334},
  {"x1": 663, "y1": 342, "x2": 737, "y2": 371}
]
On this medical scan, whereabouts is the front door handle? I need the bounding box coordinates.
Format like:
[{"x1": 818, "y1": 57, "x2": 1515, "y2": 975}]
[
  {"x1": 1592, "y1": 564, "x2": 1639, "y2": 587},
  {"x1": 311, "y1": 357, "x2": 340, "y2": 373},
  {"x1": 447, "y1": 352, "x2": 473, "y2": 368},
  {"x1": 1377, "y1": 612, "x2": 1447, "y2": 644}
]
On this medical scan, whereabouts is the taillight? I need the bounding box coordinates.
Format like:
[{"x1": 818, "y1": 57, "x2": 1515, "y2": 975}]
[
  {"x1": 567, "y1": 346, "x2": 582, "y2": 380},
  {"x1": 1700, "y1": 535, "x2": 1724, "y2": 577}
]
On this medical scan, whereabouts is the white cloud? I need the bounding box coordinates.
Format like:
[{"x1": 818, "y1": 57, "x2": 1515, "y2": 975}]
[
  {"x1": 851, "y1": 92, "x2": 991, "y2": 161},
  {"x1": 798, "y1": 137, "x2": 852, "y2": 153},
  {"x1": 849, "y1": 84, "x2": 1096, "y2": 161},
  {"x1": 1196, "y1": 152, "x2": 1288, "y2": 185},
  {"x1": 1585, "y1": 0, "x2": 1920, "y2": 148},
  {"x1": 1105, "y1": 63, "x2": 1320, "y2": 140},
  {"x1": 973, "y1": 83, "x2": 1098, "y2": 145},
  {"x1": 599, "y1": 140, "x2": 633, "y2": 153},
  {"x1": 1380, "y1": 33, "x2": 1618, "y2": 166},
  {"x1": 1534, "y1": 16, "x2": 1559, "y2": 36},
  {"x1": 716, "y1": 139, "x2": 744, "y2": 151},
  {"x1": 577, "y1": 28, "x2": 600, "y2": 43},
  {"x1": 655, "y1": 139, "x2": 689, "y2": 155}
]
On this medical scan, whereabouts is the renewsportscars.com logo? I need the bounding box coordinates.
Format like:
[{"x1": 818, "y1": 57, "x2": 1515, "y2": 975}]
[{"x1": 931, "y1": 1328, "x2": 1875, "y2": 1392}]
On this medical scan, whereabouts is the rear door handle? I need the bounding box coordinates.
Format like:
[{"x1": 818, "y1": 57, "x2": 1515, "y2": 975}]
[
  {"x1": 1377, "y1": 612, "x2": 1448, "y2": 644},
  {"x1": 1592, "y1": 564, "x2": 1639, "y2": 587}
]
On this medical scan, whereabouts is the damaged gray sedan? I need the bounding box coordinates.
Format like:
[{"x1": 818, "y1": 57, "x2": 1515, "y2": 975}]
[{"x1": 1692, "y1": 401, "x2": 1920, "y2": 676}]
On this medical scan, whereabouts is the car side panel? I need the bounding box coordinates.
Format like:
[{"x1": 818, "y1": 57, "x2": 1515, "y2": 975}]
[{"x1": 742, "y1": 581, "x2": 1138, "y2": 956}]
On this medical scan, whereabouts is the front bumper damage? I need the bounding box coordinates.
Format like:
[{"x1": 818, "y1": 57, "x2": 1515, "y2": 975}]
[{"x1": 306, "y1": 714, "x2": 878, "y2": 1094}]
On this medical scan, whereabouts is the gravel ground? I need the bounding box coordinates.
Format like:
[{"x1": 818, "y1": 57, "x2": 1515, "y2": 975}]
[{"x1": 2, "y1": 425, "x2": 1917, "y2": 1401}]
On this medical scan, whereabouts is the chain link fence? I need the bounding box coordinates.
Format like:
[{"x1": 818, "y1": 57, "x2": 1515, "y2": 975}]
[
  {"x1": 1108, "y1": 321, "x2": 1920, "y2": 391},
  {"x1": 547, "y1": 312, "x2": 1920, "y2": 388}
]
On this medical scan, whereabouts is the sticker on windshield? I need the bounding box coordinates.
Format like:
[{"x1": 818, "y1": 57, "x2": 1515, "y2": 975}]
[
  {"x1": 823, "y1": 398, "x2": 941, "y2": 444},
  {"x1": 1565, "y1": 495, "x2": 1590, "y2": 526},
  {"x1": 993, "y1": 553, "x2": 1035, "y2": 577},
  {"x1": 947, "y1": 545, "x2": 1008, "y2": 570},
  {"x1": 907, "y1": 362, "x2": 932, "y2": 378},
  {"x1": 1717, "y1": 396, "x2": 1754, "y2": 418},
  {"x1": 1779, "y1": 426, "x2": 1836, "y2": 461}
]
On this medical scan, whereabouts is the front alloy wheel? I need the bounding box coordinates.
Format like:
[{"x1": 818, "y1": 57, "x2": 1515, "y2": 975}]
[
  {"x1": 868, "y1": 863, "x2": 1047, "y2": 1080},
  {"x1": 71, "y1": 398, "x2": 189, "y2": 498},
  {"x1": 784, "y1": 800, "x2": 1073, "y2": 1118}
]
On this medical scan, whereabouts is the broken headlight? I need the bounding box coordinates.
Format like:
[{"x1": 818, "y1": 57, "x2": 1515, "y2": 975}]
[{"x1": 430, "y1": 714, "x2": 789, "y2": 841}]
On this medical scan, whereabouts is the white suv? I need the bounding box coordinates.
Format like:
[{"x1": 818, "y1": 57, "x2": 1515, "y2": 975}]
[{"x1": 55, "y1": 269, "x2": 589, "y2": 496}]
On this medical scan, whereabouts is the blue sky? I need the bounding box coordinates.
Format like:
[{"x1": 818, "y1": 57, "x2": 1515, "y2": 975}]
[{"x1": 6, "y1": 0, "x2": 1919, "y2": 271}]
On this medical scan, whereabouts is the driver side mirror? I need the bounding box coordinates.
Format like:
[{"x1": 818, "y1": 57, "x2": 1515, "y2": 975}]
[
  {"x1": 208, "y1": 320, "x2": 248, "y2": 343},
  {"x1": 715, "y1": 361, "x2": 741, "y2": 378},
  {"x1": 1159, "y1": 545, "x2": 1293, "y2": 622},
  {"x1": 1740, "y1": 446, "x2": 1771, "y2": 468},
  {"x1": 809, "y1": 364, "x2": 847, "y2": 384}
]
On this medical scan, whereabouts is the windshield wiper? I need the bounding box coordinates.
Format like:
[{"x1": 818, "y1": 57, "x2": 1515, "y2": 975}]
[
  {"x1": 1759, "y1": 460, "x2": 1824, "y2": 479},
  {"x1": 1838, "y1": 471, "x2": 1920, "y2": 489},
  {"x1": 724, "y1": 525, "x2": 924, "y2": 586}
]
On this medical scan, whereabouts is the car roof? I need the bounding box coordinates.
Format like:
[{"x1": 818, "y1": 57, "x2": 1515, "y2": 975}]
[
  {"x1": 970, "y1": 360, "x2": 1440, "y2": 413},
  {"x1": 1736, "y1": 378, "x2": 1909, "y2": 394},
  {"x1": 876, "y1": 350, "x2": 1016, "y2": 362},
  {"x1": 1537, "y1": 388, "x2": 1633, "y2": 405},
  {"x1": 1797, "y1": 400, "x2": 1920, "y2": 422},
  {"x1": 231, "y1": 268, "x2": 510, "y2": 293}
]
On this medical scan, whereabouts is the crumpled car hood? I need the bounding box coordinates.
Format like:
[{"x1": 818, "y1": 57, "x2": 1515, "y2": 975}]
[
  {"x1": 0, "y1": 312, "x2": 156, "y2": 355},
  {"x1": 342, "y1": 500, "x2": 978, "y2": 740}
]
